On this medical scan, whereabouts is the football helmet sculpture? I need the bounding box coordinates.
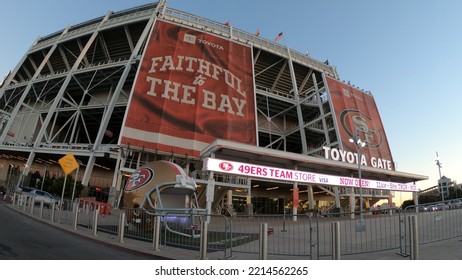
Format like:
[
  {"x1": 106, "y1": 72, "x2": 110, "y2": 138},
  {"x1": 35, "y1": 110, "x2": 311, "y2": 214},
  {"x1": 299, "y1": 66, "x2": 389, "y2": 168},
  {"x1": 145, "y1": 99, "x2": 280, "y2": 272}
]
[{"x1": 123, "y1": 160, "x2": 200, "y2": 231}]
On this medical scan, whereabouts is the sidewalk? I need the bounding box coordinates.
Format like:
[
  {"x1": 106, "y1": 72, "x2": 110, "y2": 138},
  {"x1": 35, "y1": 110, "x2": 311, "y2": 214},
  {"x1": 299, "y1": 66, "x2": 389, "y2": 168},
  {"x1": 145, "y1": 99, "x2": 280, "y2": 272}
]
[
  {"x1": 6, "y1": 203, "x2": 462, "y2": 260},
  {"x1": 341, "y1": 237, "x2": 462, "y2": 260}
]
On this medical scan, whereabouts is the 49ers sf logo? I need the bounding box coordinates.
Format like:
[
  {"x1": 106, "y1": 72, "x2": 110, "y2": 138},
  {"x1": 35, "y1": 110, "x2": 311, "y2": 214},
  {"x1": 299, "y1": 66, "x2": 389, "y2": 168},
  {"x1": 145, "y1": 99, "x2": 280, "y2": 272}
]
[
  {"x1": 339, "y1": 109, "x2": 382, "y2": 149},
  {"x1": 124, "y1": 168, "x2": 154, "y2": 192},
  {"x1": 219, "y1": 162, "x2": 233, "y2": 171}
]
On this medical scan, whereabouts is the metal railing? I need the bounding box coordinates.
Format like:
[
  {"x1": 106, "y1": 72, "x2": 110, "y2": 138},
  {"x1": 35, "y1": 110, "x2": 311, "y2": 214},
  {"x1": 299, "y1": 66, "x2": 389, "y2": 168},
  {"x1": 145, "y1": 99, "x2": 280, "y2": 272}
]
[
  {"x1": 320, "y1": 209, "x2": 403, "y2": 256},
  {"x1": 398, "y1": 200, "x2": 462, "y2": 257},
  {"x1": 8, "y1": 195, "x2": 462, "y2": 260}
]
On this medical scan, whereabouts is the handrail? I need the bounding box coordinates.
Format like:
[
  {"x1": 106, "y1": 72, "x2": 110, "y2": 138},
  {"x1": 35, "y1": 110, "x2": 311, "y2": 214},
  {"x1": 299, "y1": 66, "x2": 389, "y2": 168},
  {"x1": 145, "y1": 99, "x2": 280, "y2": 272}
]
[{"x1": 28, "y1": 3, "x2": 338, "y2": 79}]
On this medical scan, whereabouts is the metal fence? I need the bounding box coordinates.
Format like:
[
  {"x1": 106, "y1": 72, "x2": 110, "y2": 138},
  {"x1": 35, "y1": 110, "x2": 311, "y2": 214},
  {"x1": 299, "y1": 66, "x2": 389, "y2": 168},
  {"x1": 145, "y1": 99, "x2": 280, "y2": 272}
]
[
  {"x1": 320, "y1": 209, "x2": 405, "y2": 257},
  {"x1": 9, "y1": 194, "x2": 462, "y2": 259},
  {"x1": 398, "y1": 199, "x2": 462, "y2": 257}
]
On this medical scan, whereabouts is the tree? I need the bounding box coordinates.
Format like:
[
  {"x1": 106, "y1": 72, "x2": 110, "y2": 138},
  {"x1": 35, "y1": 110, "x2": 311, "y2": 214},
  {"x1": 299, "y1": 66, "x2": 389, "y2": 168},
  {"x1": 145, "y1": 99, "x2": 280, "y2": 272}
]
[
  {"x1": 401, "y1": 200, "x2": 415, "y2": 210},
  {"x1": 47, "y1": 175, "x2": 83, "y2": 199}
]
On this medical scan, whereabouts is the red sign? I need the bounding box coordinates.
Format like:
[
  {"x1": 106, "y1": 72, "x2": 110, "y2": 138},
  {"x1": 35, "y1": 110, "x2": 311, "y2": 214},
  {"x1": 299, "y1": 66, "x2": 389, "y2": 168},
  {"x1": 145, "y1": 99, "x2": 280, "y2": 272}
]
[
  {"x1": 120, "y1": 20, "x2": 256, "y2": 157},
  {"x1": 325, "y1": 76, "x2": 394, "y2": 170},
  {"x1": 124, "y1": 167, "x2": 154, "y2": 192},
  {"x1": 292, "y1": 187, "x2": 299, "y2": 208}
]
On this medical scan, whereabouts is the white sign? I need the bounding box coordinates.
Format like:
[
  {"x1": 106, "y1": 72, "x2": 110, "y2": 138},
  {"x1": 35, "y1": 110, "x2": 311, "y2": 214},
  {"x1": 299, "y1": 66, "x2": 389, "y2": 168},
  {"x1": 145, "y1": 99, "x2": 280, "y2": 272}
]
[{"x1": 203, "y1": 157, "x2": 417, "y2": 192}]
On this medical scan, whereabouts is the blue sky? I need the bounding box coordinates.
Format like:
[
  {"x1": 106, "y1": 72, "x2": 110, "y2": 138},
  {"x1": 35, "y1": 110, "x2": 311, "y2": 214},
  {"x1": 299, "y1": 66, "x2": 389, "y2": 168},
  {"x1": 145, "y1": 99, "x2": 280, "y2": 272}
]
[{"x1": 1, "y1": 0, "x2": 461, "y2": 200}]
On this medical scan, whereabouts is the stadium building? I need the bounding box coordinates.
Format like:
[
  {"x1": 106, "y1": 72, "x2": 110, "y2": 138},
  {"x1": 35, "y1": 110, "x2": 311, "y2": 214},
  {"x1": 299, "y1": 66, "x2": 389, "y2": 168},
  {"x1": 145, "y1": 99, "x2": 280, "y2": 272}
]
[{"x1": 0, "y1": 1, "x2": 427, "y2": 215}]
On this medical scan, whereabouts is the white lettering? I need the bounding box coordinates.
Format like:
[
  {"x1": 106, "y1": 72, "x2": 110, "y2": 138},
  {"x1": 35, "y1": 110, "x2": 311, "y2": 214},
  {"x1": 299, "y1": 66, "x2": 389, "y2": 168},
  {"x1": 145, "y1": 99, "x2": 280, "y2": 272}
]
[
  {"x1": 323, "y1": 146, "x2": 391, "y2": 170},
  {"x1": 148, "y1": 57, "x2": 163, "y2": 73},
  {"x1": 146, "y1": 76, "x2": 163, "y2": 96},
  {"x1": 146, "y1": 55, "x2": 246, "y2": 98},
  {"x1": 198, "y1": 39, "x2": 224, "y2": 50},
  {"x1": 360, "y1": 154, "x2": 367, "y2": 166},
  {"x1": 161, "y1": 80, "x2": 181, "y2": 101},
  {"x1": 181, "y1": 85, "x2": 196, "y2": 104},
  {"x1": 346, "y1": 151, "x2": 355, "y2": 163},
  {"x1": 371, "y1": 157, "x2": 392, "y2": 170},
  {"x1": 331, "y1": 148, "x2": 339, "y2": 161},
  {"x1": 323, "y1": 146, "x2": 331, "y2": 159},
  {"x1": 232, "y1": 97, "x2": 246, "y2": 117},
  {"x1": 202, "y1": 89, "x2": 216, "y2": 110}
]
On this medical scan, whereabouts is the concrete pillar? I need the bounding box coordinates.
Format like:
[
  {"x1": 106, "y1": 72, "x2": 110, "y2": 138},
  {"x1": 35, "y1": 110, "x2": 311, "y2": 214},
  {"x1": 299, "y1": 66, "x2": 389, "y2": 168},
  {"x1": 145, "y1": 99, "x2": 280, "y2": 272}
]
[
  {"x1": 307, "y1": 185, "x2": 315, "y2": 210},
  {"x1": 226, "y1": 189, "x2": 233, "y2": 207},
  {"x1": 246, "y1": 179, "x2": 253, "y2": 215},
  {"x1": 388, "y1": 191, "x2": 394, "y2": 207},
  {"x1": 205, "y1": 176, "x2": 215, "y2": 222}
]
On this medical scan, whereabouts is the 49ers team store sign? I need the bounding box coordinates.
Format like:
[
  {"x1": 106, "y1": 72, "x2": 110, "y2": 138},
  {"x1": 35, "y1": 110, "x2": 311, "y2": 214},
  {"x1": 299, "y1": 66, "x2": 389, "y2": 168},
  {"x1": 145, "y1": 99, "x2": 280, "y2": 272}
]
[
  {"x1": 120, "y1": 20, "x2": 256, "y2": 157},
  {"x1": 203, "y1": 157, "x2": 417, "y2": 192}
]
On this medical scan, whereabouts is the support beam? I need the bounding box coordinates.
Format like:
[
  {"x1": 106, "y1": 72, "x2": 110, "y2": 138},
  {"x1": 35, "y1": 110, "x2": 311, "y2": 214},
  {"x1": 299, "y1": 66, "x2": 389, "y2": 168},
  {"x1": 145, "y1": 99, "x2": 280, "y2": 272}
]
[
  {"x1": 287, "y1": 47, "x2": 308, "y2": 154},
  {"x1": 82, "y1": 3, "x2": 164, "y2": 186}
]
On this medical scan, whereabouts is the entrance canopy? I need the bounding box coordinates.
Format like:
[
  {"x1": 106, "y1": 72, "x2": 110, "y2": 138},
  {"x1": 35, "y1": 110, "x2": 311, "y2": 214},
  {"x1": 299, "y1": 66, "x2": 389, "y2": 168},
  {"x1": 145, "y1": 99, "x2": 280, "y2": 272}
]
[{"x1": 201, "y1": 139, "x2": 428, "y2": 187}]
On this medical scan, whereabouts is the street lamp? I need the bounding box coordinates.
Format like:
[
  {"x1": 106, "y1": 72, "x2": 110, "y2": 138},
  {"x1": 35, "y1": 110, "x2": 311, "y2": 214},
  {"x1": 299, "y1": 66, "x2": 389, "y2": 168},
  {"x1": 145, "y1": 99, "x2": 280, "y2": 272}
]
[
  {"x1": 350, "y1": 133, "x2": 366, "y2": 222},
  {"x1": 71, "y1": 159, "x2": 83, "y2": 203},
  {"x1": 40, "y1": 164, "x2": 48, "y2": 190},
  {"x1": 435, "y1": 151, "x2": 444, "y2": 201}
]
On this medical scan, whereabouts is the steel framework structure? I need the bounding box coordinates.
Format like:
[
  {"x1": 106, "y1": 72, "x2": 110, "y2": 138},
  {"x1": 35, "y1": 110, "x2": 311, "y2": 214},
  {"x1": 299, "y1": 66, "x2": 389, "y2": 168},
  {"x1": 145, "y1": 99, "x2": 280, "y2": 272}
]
[{"x1": 0, "y1": 2, "x2": 424, "y2": 212}]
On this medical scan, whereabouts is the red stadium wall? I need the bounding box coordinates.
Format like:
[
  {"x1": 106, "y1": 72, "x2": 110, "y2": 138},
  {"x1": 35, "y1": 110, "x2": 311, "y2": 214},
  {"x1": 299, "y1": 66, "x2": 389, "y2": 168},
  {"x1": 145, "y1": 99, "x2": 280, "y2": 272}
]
[
  {"x1": 120, "y1": 20, "x2": 256, "y2": 157},
  {"x1": 325, "y1": 76, "x2": 395, "y2": 170}
]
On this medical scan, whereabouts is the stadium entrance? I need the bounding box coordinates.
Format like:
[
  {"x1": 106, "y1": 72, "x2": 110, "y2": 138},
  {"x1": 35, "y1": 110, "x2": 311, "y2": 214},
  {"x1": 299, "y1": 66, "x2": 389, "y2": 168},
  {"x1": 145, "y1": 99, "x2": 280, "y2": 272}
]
[
  {"x1": 196, "y1": 139, "x2": 425, "y2": 217},
  {"x1": 0, "y1": 2, "x2": 428, "y2": 217}
]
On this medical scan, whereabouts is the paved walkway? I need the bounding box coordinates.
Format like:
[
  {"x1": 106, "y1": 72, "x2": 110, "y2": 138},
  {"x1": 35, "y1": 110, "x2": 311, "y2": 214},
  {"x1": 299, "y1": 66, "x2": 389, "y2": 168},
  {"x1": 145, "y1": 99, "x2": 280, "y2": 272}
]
[
  {"x1": 342, "y1": 238, "x2": 462, "y2": 260},
  {"x1": 6, "y1": 204, "x2": 462, "y2": 260}
]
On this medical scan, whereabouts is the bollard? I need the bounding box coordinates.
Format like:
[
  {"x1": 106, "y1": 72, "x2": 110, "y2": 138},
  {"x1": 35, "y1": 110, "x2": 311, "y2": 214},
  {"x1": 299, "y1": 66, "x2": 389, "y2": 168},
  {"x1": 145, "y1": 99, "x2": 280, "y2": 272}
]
[
  {"x1": 118, "y1": 211, "x2": 126, "y2": 243},
  {"x1": 199, "y1": 220, "x2": 208, "y2": 260},
  {"x1": 50, "y1": 202, "x2": 56, "y2": 223},
  {"x1": 30, "y1": 197, "x2": 35, "y2": 214},
  {"x1": 56, "y1": 200, "x2": 62, "y2": 224},
  {"x1": 12, "y1": 193, "x2": 16, "y2": 207},
  {"x1": 22, "y1": 195, "x2": 27, "y2": 211},
  {"x1": 92, "y1": 204, "x2": 100, "y2": 236},
  {"x1": 84, "y1": 202, "x2": 90, "y2": 214},
  {"x1": 72, "y1": 201, "x2": 79, "y2": 230},
  {"x1": 408, "y1": 215, "x2": 419, "y2": 260},
  {"x1": 259, "y1": 223, "x2": 268, "y2": 260},
  {"x1": 152, "y1": 216, "x2": 161, "y2": 251},
  {"x1": 331, "y1": 221, "x2": 341, "y2": 260},
  {"x1": 39, "y1": 200, "x2": 44, "y2": 218}
]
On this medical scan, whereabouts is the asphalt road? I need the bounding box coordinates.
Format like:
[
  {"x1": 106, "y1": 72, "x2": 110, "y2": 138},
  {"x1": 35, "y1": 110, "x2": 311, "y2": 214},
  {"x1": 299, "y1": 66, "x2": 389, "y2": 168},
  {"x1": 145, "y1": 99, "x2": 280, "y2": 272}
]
[{"x1": 0, "y1": 200, "x2": 162, "y2": 260}]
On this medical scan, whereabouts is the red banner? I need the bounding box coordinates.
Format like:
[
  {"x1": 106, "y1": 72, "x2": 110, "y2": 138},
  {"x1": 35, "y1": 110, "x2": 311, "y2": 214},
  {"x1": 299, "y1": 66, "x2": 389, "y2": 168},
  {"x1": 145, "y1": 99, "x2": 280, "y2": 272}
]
[
  {"x1": 326, "y1": 76, "x2": 394, "y2": 170},
  {"x1": 120, "y1": 20, "x2": 256, "y2": 157}
]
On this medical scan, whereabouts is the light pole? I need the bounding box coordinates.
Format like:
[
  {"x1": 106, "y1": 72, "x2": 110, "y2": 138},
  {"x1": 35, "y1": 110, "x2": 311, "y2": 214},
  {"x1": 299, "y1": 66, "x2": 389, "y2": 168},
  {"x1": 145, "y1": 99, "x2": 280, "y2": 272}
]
[
  {"x1": 7, "y1": 164, "x2": 14, "y2": 185},
  {"x1": 350, "y1": 132, "x2": 366, "y2": 222},
  {"x1": 40, "y1": 164, "x2": 48, "y2": 190},
  {"x1": 435, "y1": 152, "x2": 444, "y2": 201},
  {"x1": 71, "y1": 160, "x2": 82, "y2": 203}
]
